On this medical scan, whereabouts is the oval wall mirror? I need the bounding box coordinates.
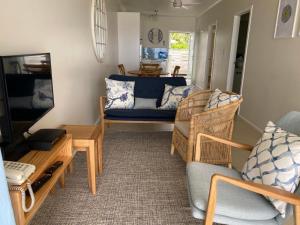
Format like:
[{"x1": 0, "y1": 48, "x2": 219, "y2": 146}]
[{"x1": 91, "y1": 0, "x2": 107, "y2": 62}]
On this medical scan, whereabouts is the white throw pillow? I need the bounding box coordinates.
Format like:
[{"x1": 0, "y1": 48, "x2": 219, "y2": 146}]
[
  {"x1": 159, "y1": 85, "x2": 193, "y2": 110},
  {"x1": 134, "y1": 98, "x2": 157, "y2": 109},
  {"x1": 204, "y1": 89, "x2": 241, "y2": 111},
  {"x1": 242, "y1": 121, "x2": 300, "y2": 217},
  {"x1": 105, "y1": 78, "x2": 135, "y2": 109}
]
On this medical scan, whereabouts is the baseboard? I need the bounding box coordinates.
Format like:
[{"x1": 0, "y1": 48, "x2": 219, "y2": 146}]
[{"x1": 238, "y1": 114, "x2": 263, "y2": 133}]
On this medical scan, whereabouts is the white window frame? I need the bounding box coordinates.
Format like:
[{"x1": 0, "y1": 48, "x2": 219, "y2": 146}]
[{"x1": 91, "y1": 0, "x2": 107, "y2": 62}]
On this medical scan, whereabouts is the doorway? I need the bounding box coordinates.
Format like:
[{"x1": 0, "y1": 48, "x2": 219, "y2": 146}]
[
  {"x1": 205, "y1": 24, "x2": 217, "y2": 89},
  {"x1": 168, "y1": 32, "x2": 194, "y2": 80},
  {"x1": 227, "y1": 9, "x2": 252, "y2": 94}
]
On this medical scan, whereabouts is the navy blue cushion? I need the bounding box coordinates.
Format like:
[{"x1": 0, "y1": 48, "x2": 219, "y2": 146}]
[
  {"x1": 105, "y1": 109, "x2": 176, "y2": 121},
  {"x1": 108, "y1": 75, "x2": 186, "y2": 106}
]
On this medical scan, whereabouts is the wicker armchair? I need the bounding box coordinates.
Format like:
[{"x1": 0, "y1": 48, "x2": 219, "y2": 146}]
[{"x1": 171, "y1": 90, "x2": 243, "y2": 165}]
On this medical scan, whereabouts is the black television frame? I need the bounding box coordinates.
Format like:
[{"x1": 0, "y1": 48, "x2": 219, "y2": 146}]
[
  {"x1": 0, "y1": 52, "x2": 55, "y2": 160},
  {"x1": 0, "y1": 58, "x2": 13, "y2": 144}
]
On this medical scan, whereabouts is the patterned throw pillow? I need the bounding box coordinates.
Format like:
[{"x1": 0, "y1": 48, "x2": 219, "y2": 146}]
[
  {"x1": 159, "y1": 85, "x2": 193, "y2": 110},
  {"x1": 242, "y1": 121, "x2": 300, "y2": 217},
  {"x1": 204, "y1": 89, "x2": 241, "y2": 111},
  {"x1": 105, "y1": 78, "x2": 135, "y2": 109}
]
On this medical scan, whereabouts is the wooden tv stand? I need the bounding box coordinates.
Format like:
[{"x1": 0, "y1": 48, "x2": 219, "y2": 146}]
[{"x1": 9, "y1": 134, "x2": 73, "y2": 225}]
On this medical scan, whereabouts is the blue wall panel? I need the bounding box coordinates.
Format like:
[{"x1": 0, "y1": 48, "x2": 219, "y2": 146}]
[{"x1": 0, "y1": 152, "x2": 16, "y2": 225}]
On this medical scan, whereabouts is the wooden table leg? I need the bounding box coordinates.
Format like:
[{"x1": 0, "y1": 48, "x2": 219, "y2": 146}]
[
  {"x1": 67, "y1": 161, "x2": 74, "y2": 174},
  {"x1": 295, "y1": 205, "x2": 300, "y2": 225},
  {"x1": 10, "y1": 191, "x2": 25, "y2": 225},
  {"x1": 97, "y1": 131, "x2": 103, "y2": 174},
  {"x1": 59, "y1": 172, "x2": 65, "y2": 188},
  {"x1": 86, "y1": 140, "x2": 96, "y2": 195},
  {"x1": 94, "y1": 141, "x2": 99, "y2": 176}
]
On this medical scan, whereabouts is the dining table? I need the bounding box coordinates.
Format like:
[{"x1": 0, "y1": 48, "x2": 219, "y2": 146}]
[{"x1": 127, "y1": 70, "x2": 170, "y2": 77}]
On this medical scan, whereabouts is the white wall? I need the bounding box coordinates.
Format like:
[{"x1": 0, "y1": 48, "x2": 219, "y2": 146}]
[
  {"x1": 141, "y1": 15, "x2": 196, "y2": 48},
  {"x1": 117, "y1": 12, "x2": 141, "y2": 71},
  {"x1": 194, "y1": 31, "x2": 209, "y2": 89},
  {"x1": 0, "y1": 0, "x2": 119, "y2": 131},
  {"x1": 194, "y1": 0, "x2": 300, "y2": 131}
]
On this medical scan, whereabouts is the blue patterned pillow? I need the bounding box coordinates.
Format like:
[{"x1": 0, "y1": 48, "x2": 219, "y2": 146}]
[
  {"x1": 242, "y1": 121, "x2": 300, "y2": 217},
  {"x1": 159, "y1": 85, "x2": 193, "y2": 110},
  {"x1": 204, "y1": 89, "x2": 241, "y2": 111},
  {"x1": 105, "y1": 78, "x2": 135, "y2": 109}
]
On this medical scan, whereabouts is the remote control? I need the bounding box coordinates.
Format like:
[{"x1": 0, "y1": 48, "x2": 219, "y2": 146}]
[
  {"x1": 44, "y1": 161, "x2": 63, "y2": 175},
  {"x1": 27, "y1": 174, "x2": 52, "y2": 194}
]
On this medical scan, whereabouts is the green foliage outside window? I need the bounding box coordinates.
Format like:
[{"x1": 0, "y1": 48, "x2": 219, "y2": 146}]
[{"x1": 170, "y1": 33, "x2": 191, "y2": 49}]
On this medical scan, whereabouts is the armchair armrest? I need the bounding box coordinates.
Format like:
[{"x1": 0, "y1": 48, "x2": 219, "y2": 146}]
[
  {"x1": 204, "y1": 174, "x2": 300, "y2": 225},
  {"x1": 194, "y1": 132, "x2": 253, "y2": 162}
]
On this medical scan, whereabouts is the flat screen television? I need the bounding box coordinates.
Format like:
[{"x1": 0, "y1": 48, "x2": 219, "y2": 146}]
[
  {"x1": 142, "y1": 47, "x2": 168, "y2": 60},
  {"x1": 0, "y1": 53, "x2": 54, "y2": 160}
]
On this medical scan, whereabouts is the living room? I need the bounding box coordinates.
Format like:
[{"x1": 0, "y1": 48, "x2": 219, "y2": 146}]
[{"x1": 0, "y1": 0, "x2": 300, "y2": 225}]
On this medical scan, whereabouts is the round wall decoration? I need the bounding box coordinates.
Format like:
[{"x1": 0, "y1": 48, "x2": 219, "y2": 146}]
[
  {"x1": 274, "y1": 0, "x2": 299, "y2": 38},
  {"x1": 91, "y1": 0, "x2": 107, "y2": 62},
  {"x1": 148, "y1": 28, "x2": 163, "y2": 44},
  {"x1": 281, "y1": 4, "x2": 292, "y2": 23}
]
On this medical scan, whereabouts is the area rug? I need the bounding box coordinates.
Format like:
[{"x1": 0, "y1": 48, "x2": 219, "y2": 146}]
[{"x1": 30, "y1": 132, "x2": 202, "y2": 225}]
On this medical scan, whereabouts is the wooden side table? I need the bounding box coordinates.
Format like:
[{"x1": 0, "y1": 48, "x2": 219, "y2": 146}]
[{"x1": 62, "y1": 125, "x2": 102, "y2": 195}]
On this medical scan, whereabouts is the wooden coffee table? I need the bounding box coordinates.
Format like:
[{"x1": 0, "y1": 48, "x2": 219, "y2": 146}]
[{"x1": 62, "y1": 125, "x2": 102, "y2": 195}]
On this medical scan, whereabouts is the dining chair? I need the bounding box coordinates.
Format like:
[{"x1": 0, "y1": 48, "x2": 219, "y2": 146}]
[
  {"x1": 172, "y1": 66, "x2": 181, "y2": 77},
  {"x1": 118, "y1": 64, "x2": 126, "y2": 75},
  {"x1": 141, "y1": 63, "x2": 160, "y2": 71},
  {"x1": 187, "y1": 111, "x2": 300, "y2": 225}
]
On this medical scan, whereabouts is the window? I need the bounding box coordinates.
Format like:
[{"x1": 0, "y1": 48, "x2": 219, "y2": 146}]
[
  {"x1": 91, "y1": 0, "x2": 107, "y2": 62},
  {"x1": 168, "y1": 32, "x2": 194, "y2": 80}
]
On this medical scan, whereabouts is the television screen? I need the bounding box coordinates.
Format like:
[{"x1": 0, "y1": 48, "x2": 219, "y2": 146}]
[
  {"x1": 1, "y1": 53, "x2": 54, "y2": 139},
  {"x1": 142, "y1": 48, "x2": 168, "y2": 60}
]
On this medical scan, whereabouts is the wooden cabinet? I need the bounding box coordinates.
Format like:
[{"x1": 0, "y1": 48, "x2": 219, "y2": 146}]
[{"x1": 9, "y1": 134, "x2": 73, "y2": 225}]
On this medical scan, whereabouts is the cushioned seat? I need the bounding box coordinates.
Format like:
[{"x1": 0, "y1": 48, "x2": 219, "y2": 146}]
[
  {"x1": 105, "y1": 109, "x2": 176, "y2": 121},
  {"x1": 187, "y1": 162, "x2": 279, "y2": 225},
  {"x1": 108, "y1": 75, "x2": 186, "y2": 103},
  {"x1": 175, "y1": 121, "x2": 190, "y2": 137}
]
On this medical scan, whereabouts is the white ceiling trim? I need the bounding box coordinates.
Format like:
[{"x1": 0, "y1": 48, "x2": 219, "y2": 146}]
[{"x1": 196, "y1": 0, "x2": 223, "y2": 18}]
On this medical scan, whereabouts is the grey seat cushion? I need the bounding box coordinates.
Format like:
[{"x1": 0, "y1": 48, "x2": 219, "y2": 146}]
[
  {"x1": 187, "y1": 162, "x2": 279, "y2": 221},
  {"x1": 190, "y1": 204, "x2": 279, "y2": 225},
  {"x1": 277, "y1": 111, "x2": 300, "y2": 136},
  {"x1": 175, "y1": 121, "x2": 190, "y2": 137}
]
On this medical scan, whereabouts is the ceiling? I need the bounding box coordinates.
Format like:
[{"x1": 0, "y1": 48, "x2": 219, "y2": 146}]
[{"x1": 116, "y1": 0, "x2": 221, "y2": 17}]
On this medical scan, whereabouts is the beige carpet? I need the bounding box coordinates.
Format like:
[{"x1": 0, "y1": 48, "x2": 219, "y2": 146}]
[{"x1": 30, "y1": 132, "x2": 201, "y2": 225}]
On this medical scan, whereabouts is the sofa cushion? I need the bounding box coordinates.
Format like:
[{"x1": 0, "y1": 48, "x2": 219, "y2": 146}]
[
  {"x1": 175, "y1": 121, "x2": 190, "y2": 137},
  {"x1": 105, "y1": 109, "x2": 176, "y2": 121},
  {"x1": 277, "y1": 111, "x2": 300, "y2": 136},
  {"x1": 159, "y1": 85, "x2": 193, "y2": 110},
  {"x1": 108, "y1": 75, "x2": 186, "y2": 106},
  {"x1": 134, "y1": 98, "x2": 157, "y2": 110},
  {"x1": 204, "y1": 89, "x2": 241, "y2": 111},
  {"x1": 241, "y1": 121, "x2": 300, "y2": 217},
  {"x1": 187, "y1": 162, "x2": 279, "y2": 221},
  {"x1": 105, "y1": 78, "x2": 135, "y2": 109}
]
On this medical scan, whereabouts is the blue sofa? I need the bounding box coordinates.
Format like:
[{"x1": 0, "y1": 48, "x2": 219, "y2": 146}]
[{"x1": 99, "y1": 74, "x2": 187, "y2": 125}]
